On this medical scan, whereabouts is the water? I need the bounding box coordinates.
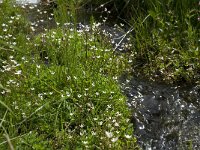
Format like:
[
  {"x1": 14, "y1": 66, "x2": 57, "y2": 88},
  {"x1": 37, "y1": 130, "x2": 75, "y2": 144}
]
[
  {"x1": 19, "y1": 0, "x2": 38, "y2": 3},
  {"x1": 0, "y1": 0, "x2": 39, "y2": 4},
  {"x1": 120, "y1": 75, "x2": 200, "y2": 149}
]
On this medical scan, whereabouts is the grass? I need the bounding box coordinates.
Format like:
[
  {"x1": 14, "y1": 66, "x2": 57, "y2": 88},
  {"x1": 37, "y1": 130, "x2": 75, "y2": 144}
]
[
  {"x1": 128, "y1": 0, "x2": 200, "y2": 85},
  {"x1": 78, "y1": 0, "x2": 200, "y2": 85},
  {"x1": 0, "y1": 0, "x2": 138, "y2": 149}
]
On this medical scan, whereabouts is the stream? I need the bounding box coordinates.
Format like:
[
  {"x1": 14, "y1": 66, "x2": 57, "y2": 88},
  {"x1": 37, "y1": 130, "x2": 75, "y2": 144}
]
[
  {"x1": 3, "y1": 1, "x2": 200, "y2": 149},
  {"x1": 120, "y1": 75, "x2": 200, "y2": 149}
]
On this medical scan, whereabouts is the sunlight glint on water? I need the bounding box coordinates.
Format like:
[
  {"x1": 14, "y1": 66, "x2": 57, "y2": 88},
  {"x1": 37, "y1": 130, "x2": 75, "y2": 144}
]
[{"x1": 0, "y1": 0, "x2": 39, "y2": 4}]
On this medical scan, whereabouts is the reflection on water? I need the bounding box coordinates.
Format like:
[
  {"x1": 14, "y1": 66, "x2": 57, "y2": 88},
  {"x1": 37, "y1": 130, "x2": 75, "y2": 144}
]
[
  {"x1": 19, "y1": 0, "x2": 39, "y2": 3},
  {"x1": 0, "y1": 0, "x2": 39, "y2": 3},
  {"x1": 120, "y1": 75, "x2": 200, "y2": 149}
]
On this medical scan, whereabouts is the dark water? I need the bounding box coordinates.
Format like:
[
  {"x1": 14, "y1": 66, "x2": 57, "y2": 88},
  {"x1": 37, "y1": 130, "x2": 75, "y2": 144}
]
[
  {"x1": 19, "y1": 3, "x2": 200, "y2": 149},
  {"x1": 24, "y1": 3, "x2": 56, "y2": 34},
  {"x1": 120, "y1": 75, "x2": 200, "y2": 150}
]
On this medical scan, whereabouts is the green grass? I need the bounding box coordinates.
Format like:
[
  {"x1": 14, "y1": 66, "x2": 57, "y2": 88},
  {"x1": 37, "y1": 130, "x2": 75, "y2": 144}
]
[
  {"x1": 76, "y1": 0, "x2": 200, "y2": 85},
  {"x1": 0, "y1": 0, "x2": 138, "y2": 149},
  {"x1": 128, "y1": 0, "x2": 200, "y2": 84}
]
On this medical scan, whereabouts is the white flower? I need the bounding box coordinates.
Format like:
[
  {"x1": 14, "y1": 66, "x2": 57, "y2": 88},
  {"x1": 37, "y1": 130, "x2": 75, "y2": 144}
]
[
  {"x1": 128, "y1": 59, "x2": 133, "y2": 63},
  {"x1": 66, "y1": 91, "x2": 70, "y2": 97},
  {"x1": 114, "y1": 122, "x2": 119, "y2": 127},
  {"x1": 9, "y1": 56, "x2": 14, "y2": 59},
  {"x1": 82, "y1": 141, "x2": 88, "y2": 145},
  {"x1": 1, "y1": 90, "x2": 6, "y2": 94},
  {"x1": 50, "y1": 71, "x2": 55, "y2": 75},
  {"x1": 111, "y1": 137, "x2": 118, "y2": 143},
  {"x1": 98, "y1": 121, "x2": 103, "y2": 125},
  {"x1": 91, "y1": 131, "x2": 96, "y2": 135},
  {"x1": 139, "y1": 125, "x2": 145, "y2": 129},
  {"x1": 30, "y1": 26, "x2": 35, "y2": 32},
  {"x1": 80, "y1": 132, "x2": 84, "y2": 136},
  {"x1": 29, "y1": 6, "x2": 34, "y2": 9},
  {"x1": 116, "y1": 112, "x2": 122, "y2": 117},
  {"x1": 22, "y1": 112, "x2": 26, "y2": 118},
  {"x1": 36, "y1": 65, "x2": 40, "y2": 69},
  {"x1": 100, "y1": 4, "x2": 104, "y2": 8},
  {"x1": 125, "y1": 134, "x2": 132, "y2": 139},
  {"x1": 15, "y1": 70, "x2": 22, "y2": 75},
  {"x1": 77, "y1": 29, "x2": 83, "y2": 33},
  {"x1": 105, "y1": 131, "x2": 113, "y2": 138},
  {"x1": 107, "y1": 105, "x2": 111, "y2": 109},
  {"x1": 113, "y1": 76, "x2": 118, "y2": 80}
]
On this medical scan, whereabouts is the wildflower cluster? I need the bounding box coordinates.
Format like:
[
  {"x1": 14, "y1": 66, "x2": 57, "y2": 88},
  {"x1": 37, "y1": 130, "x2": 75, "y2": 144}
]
[{"x1": 0, "y1": 1, "x2": 138, "y2": 149}]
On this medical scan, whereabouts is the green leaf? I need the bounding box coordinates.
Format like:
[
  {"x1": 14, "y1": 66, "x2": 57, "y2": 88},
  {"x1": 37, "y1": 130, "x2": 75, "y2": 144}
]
[
  {"x1": 0, "y1": 100, "x2": 14, "y2": 115},
  {"x1": 0, "y1": 82, "x2": 11, "y2": 93}
]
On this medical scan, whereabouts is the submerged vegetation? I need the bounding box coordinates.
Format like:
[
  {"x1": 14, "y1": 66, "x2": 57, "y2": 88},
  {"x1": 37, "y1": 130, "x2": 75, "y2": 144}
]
[{"x1": 0, "y1": 0, "x2": 199, "y2": 149}]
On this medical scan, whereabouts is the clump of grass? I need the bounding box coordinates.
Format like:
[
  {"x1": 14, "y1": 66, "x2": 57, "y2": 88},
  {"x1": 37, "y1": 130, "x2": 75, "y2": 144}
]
[
  {"x1": 0, "y1": 0, "x2": 30, "y2": 55},
  {"x1": 0, "y1": 0, "x2": 138, "y2": 149},
  {"x1": 129, "y1": 0, "x2": 200, "y2": 84},
  {"x1": 65, "y1": 0, "x2": 200, "y2": 84}
]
